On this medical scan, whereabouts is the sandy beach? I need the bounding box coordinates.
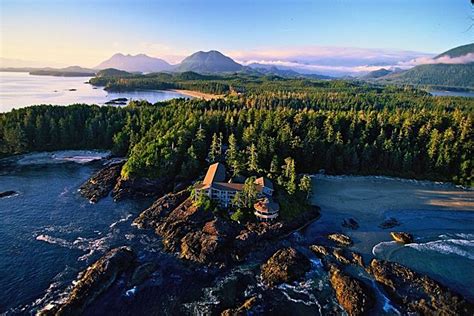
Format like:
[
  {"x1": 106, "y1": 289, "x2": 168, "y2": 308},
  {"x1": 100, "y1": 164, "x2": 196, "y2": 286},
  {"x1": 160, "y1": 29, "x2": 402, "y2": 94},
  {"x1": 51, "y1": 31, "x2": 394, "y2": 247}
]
[
  {"x1": 310, "y1": 175, "x2": 474, "y2": 213},
  {"x1": 170, "y1": 89, "x2": 224, "y2": 100}
]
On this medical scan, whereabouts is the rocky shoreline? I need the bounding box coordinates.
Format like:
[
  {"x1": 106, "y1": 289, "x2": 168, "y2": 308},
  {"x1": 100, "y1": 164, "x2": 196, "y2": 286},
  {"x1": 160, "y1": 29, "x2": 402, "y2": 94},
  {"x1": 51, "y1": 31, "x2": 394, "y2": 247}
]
[
  {"x1": 58, "y1": 166, "x2": 474, "y2": 315},
  {"x1": 134, "y1": 189, "x2": 321, "y2": 266}
]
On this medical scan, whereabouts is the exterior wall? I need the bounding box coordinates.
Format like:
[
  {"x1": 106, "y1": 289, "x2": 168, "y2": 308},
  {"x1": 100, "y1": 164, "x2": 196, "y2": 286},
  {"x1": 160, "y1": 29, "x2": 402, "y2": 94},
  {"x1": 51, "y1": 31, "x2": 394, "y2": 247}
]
[{"x1": 196, "y1": 187, "x2": 237, "y2": 208}]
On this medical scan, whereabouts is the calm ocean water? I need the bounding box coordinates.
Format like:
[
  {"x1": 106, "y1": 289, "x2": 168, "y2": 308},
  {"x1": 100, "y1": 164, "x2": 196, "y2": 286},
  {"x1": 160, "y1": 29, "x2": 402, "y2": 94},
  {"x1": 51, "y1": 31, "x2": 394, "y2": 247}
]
[
  {"x1": 0, "y1": 152, "x2": 473, "y2": 314},
  {"x1": 0, "y1": 72, "x2": 189, "y2": 112}
]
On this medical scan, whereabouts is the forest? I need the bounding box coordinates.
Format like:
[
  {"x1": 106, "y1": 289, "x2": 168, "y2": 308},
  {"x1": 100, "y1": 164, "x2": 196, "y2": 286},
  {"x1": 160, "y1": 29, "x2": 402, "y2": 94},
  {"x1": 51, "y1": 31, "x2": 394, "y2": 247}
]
[{"x1": 1, "y1": 79, "x2": 472, "y2": 187}]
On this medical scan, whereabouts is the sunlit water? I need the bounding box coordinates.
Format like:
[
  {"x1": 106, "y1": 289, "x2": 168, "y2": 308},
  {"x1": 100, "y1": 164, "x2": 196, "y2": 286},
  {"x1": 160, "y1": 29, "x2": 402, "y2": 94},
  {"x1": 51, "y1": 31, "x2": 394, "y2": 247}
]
[
  {"x1": 0, "y1": 72, "x2": 189, "y2": 112},
  {"x1": 1, "y1": 154, "x2": 473, "y2": 314},
  {"x1": 429, "y1": 90, "x2": 474, "y2": 97}
]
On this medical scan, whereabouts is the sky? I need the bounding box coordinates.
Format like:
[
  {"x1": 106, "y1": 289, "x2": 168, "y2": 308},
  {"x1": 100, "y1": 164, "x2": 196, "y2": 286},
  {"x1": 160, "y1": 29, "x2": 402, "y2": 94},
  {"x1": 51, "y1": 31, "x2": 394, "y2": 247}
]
[{"x1": 0, "y1": 0, "x2": 473, "y2": 72}]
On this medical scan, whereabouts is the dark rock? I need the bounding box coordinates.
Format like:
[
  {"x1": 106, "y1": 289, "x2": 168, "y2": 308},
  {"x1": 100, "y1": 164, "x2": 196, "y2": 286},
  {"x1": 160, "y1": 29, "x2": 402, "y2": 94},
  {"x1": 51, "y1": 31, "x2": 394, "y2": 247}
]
[
  {"x1": 309, "y1": 244, "x2": 329, "y2": 258},
  {"x1": 333, "y1": 248, "x2": 351, "y2": 265},
  {"x1": 154, "y1": 199, "x2": 214, "y2": 254},
  {"x1": 112, "y1": 176, "x2": 167, "y2": 201},
  {"x1": 260, "y1": 247, "x2": 311, "y2": 287},
  {"x1": 367, "y1": 259, "x2": 474, "y2": 315},
  {"x1": 328, "y1": 233, "x2": 353, "y2": 247},
  {"x1": 79, "y1": 162, "x2": 123, "y2": 203},
  {"x1": 342, "y1": 218, "x2": 359, "y2": 230},
  {"x1": 0, "y1": 190, "x2": 18, "y2": 198},
  {"x1": 180, "y1": 218, "x2": 237, "y2": 264},
  {"x1": 351, "y1": 252, "x2": 364, "y2": 267},
  {"x1": 390, "y1": 232, "x2": 413, "y2": 244},
  {"x1": 129, "y1": 262, "x2": 157, "y2": 287},
  {"x1": 133, "y1": 190, "x2": 190, "y2": 229},
  {"x1": 180, "y1": 218, "x2": 238, "y2": 265},
  {"x1": 379, "y1": 217, "x2": 400, "y2": 229},
  {"x1": 39, "y1": 247, "x2": 135, "y2": 316},
  {"x1": 329, "y1": 266, "x2": 374, "y2": 316}
]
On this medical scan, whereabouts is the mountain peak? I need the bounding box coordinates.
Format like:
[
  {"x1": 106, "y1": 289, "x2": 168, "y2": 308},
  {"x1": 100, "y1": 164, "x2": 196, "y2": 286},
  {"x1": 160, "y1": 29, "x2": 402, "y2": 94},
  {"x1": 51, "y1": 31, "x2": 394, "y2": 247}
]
[
  {"x1": 95, "y1": 53, "x2": 172, "y2": 72},
  {"x1": 176, "y1": 50, "x2": 243, "y2": 73}
]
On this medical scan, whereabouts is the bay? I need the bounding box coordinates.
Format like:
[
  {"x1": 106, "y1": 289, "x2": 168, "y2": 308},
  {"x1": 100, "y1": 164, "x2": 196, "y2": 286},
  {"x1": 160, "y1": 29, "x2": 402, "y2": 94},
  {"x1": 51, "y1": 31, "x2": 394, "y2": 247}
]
[{"x1": 0, "y1": 72, "x2": 189, "y2": 113}]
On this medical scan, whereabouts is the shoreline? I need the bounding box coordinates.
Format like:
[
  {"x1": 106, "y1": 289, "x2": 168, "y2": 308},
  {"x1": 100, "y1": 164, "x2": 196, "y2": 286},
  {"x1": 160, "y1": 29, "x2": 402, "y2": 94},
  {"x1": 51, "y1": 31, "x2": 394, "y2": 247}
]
[
  {"x1": 310, "y1": 174, "x2": 474, "y2": 213},
  {"x1": 169, "y1": 89, "x2": 224, "y2": 100}
]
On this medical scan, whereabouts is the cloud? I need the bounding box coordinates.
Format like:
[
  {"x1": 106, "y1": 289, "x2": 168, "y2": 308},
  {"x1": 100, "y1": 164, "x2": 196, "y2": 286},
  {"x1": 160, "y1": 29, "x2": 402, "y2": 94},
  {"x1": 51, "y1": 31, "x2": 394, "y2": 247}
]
[
  {"x1": 229, "y1": 46, "x2": 473, "y2": 76},
  {"x1": 227, "y1": 45, "x2": 434, "y2": 75},
  {"x1": 399, "y1": 53, "x2": 474, "y2": 67}
]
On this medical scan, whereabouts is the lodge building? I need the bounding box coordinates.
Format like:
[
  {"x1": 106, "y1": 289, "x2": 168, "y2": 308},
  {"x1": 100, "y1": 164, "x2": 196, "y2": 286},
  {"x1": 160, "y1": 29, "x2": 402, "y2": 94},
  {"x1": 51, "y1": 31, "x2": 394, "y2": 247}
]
[{"x1": 194, "y1": 162, "x2": 279, "y2": 221}]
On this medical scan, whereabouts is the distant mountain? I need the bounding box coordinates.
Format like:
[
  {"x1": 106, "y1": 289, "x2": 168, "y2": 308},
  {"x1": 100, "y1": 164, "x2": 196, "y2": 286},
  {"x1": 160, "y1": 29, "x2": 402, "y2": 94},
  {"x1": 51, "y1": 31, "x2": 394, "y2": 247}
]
[
  {"x1": 29, "y1": 66, "x2": 96, "y2": 77},
  {"x1": 373, "y1": 44, "x2": 474, "y2": 89},
  {"x1": 362, "y1": 68, "x2": 393, "y2": 79},
  {"x1": 175, "y1": 50, "x2": 243, "y2": 73},
  {"x1": 95, "y1": 53, "x2": 172, "y2": 73},
  {"x1": 380, "y1": 63, "x2": 474, "y2": 89},
  {"x1": 247, "y1": 63, "x2": 331, "y2": 79},
  {"x1": 435, "y1": 43, "x2": 474, "y2": 59}
]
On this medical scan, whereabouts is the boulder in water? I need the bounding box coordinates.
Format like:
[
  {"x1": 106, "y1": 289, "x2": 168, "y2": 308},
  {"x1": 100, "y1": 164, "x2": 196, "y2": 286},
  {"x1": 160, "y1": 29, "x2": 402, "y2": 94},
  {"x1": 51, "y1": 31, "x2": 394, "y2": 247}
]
[
  {"x1": 342, "y1": 218, "x2": 359, "y2": 230},
  {"x1": 329, "y1": 266, "x2": 374, "y2": 316},
  {"x1": 309, "y1": 244, "x2": 329, "y2": 258},
  {"x1": 260, "y1": 247, "x2": 311, "y2": 287},
  {"x1": 390, "y1": 232, "x2": 413, "y2": 244},
  {"x1": 367, "y1": 259, "x2": 474, "y2": 315},
  {"x1": 40, "y1": 246, "x2": 136, "y2": 316},
  {"x1": 379, "y1": 217, "x2": 400, "y2": 229},
  {"x1": 79, "y1": 162, "x2": 123, "y2": 203},
  {"x1": 328, "y1": 233, "x2": 353, "y2": 247},
  {"x1": 0, "y1": 190, "x2": 18, "y2": 198}
]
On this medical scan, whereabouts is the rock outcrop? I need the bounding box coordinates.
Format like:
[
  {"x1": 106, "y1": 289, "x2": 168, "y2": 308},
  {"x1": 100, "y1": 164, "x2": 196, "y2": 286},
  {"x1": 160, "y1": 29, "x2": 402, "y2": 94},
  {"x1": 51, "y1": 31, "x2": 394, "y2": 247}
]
[
  {"x1": 0, "y1": 190, "x2": 18, "y2": 198},
  {"x1": 112, "y1": 176, "x2": 167, "y2": 201},
  {"x1": 328, "y1": 233, "x2": 353, "y2": 247},
  {"x1": 40, "y1": 247, "x2": 135, "y2": 316},
  {"x1": 180, "y1": 218, "x2": 238, "y2": 264},
  {"x1": 342, "y1": 218, "x2": 359, "y2": 230},
  {"x1": 79, "y1": 162, "x2": 123, "y2": 203},
  {"x1": 309, "y1": 244, "x2": 329, "y2": 258},
  {"x1": 390, "y1": 232, "x2": 413, "y2": 244},
  {"x1": 133, "y1": 190, "x2": 190, "y2": 229},
  {"x1": 367, "y1": 259, "x2": 474, "y2": 315},
  {"x1": 329, "y1": 266, "x2": 374, "y2": 316},
  {"x1": 379, "y1": 217, "x2": 400, "y2": 229},
  {"x1": 134, "y1": 191, "x2": 320, "y2": 266},
  {"x1": 260, "y1": 247, "x2": 311, "y2": 287},
  {"x1": 310, "y1": 244, "x2": 364, "y2": 269}
]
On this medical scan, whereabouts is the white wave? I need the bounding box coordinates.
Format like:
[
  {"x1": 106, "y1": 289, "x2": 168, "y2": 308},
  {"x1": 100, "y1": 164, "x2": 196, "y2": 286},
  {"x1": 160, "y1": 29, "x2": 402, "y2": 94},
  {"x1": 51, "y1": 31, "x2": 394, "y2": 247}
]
[
  {"x1": 124, "y1": 286, "x2": 137, "y2": 297},
  {"x1": 406, "y1": 238, "x2": 474, "y2": 260},
  {"x1": 109, "y1": 213, "x2": 132, "y2": 228},
  {"x1": 372, "y1": 241, "x2": 399, "y2": 257},
  {"x1": 13, "y1": 150, "x2": 110, "y2": 166},
  {"x1": 36, "y1": 234, "x2": 75, "y2": 248},
  {"x1": 36, "y1": 231, "x2": 112, "y2": 262}
]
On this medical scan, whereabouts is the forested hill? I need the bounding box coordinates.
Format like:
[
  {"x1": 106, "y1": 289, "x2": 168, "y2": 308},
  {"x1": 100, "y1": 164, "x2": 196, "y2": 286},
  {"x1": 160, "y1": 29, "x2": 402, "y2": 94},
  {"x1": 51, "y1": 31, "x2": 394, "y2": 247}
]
[
  {"x1": 379, "y1": 63, "x2": 474, "y2": 89},
  {"x1": 435, "y1": 43, "x2": 474, "y2": 59},
  {"x1": 1, "y1": 87, "x2": 473, "y2": 186},
  {"x1": 374, "y1": 43, "x2": 474, "y2": 90}
]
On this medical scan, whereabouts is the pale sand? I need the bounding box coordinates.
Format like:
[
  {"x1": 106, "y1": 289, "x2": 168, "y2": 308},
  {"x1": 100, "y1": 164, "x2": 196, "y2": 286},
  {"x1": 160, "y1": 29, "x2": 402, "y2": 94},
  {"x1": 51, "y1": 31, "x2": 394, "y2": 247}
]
[
  {"x1": 170, "y1": 89, "x2": 224, "y2": 101},
  {"x1": 310, "y1": 175, "x2": 474, "y2": 213}
]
